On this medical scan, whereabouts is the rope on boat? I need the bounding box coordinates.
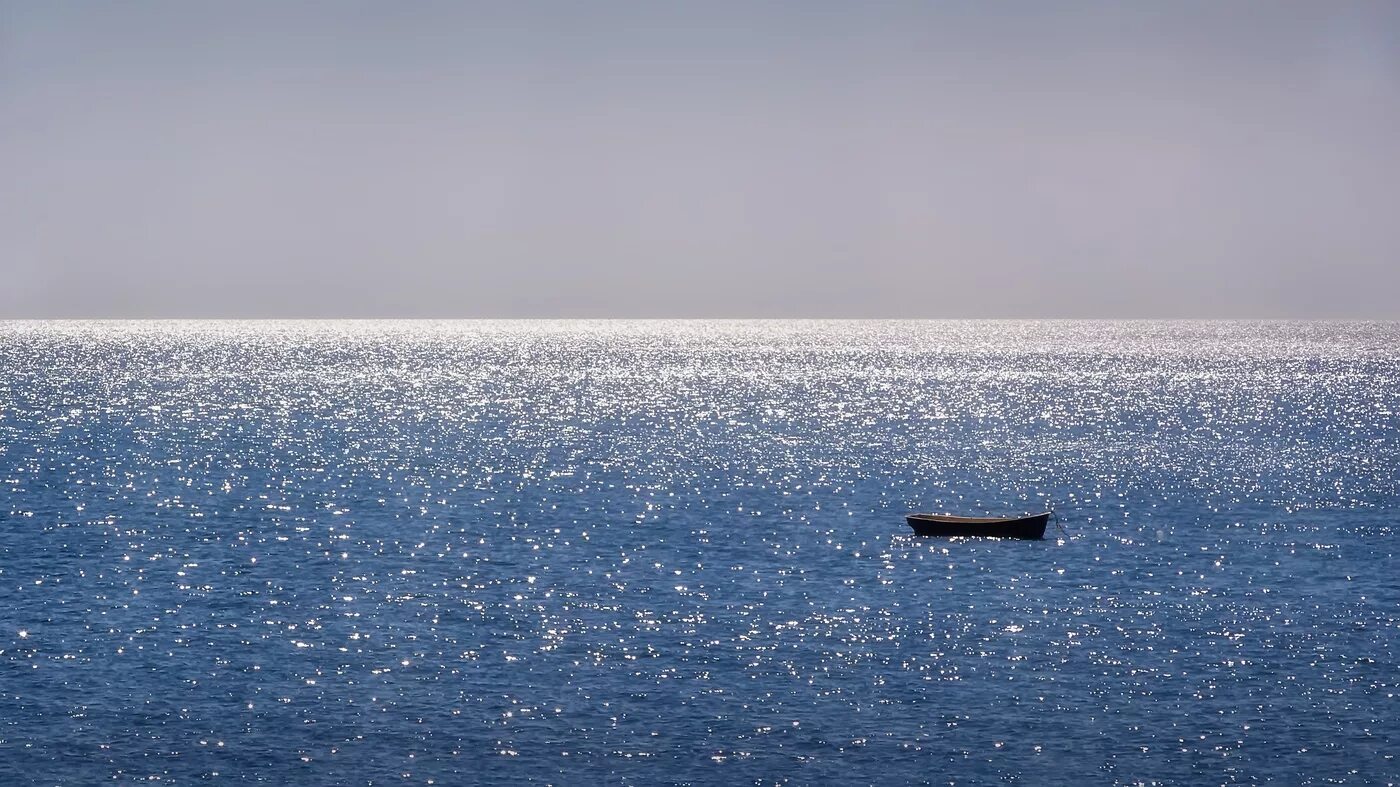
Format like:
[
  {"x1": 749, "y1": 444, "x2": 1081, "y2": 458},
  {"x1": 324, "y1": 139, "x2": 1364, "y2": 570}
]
[{"x1": 1050, "y1": 504, "x2": 1069, "y2": 537}]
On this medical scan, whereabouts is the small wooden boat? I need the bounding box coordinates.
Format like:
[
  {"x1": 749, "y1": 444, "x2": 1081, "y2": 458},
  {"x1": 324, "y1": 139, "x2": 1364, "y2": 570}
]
[{"x1": 905, "y1": 511, "x2": 1050, "y2": 539}]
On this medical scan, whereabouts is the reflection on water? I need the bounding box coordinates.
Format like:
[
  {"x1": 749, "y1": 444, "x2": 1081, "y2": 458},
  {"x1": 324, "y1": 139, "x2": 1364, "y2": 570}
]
[{"x1": 1, "y1": 320, "x2": 1397, "y2": 784}]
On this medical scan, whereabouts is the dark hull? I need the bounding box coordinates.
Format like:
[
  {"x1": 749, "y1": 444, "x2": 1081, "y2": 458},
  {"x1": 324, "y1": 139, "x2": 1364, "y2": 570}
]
[{"x1": 905, "y1": 512, "x2": 1050, "y2": 540}]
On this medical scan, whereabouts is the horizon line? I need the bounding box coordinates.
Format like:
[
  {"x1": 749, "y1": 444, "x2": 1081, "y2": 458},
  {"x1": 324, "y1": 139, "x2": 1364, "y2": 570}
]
[{"x1": 4, "y1": 316, "x2": 1398, "y2": 323}]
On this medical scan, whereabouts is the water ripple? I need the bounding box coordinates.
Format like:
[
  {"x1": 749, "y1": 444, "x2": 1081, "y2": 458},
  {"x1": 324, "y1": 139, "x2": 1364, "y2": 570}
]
[{"x1": 1, "y1": 320, "x2": 1397, "y2": 784}]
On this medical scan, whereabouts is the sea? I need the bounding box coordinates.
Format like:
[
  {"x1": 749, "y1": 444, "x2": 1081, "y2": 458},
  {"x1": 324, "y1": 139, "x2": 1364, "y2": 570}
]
[{"x1": 1, "y1": 320, "x2": 1397, "y2": 786}]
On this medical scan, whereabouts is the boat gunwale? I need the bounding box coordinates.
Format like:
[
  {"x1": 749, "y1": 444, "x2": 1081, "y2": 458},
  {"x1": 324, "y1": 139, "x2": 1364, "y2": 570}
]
[{"x1": 905, "y1": 512, "x2": 1051, "y2": 525}]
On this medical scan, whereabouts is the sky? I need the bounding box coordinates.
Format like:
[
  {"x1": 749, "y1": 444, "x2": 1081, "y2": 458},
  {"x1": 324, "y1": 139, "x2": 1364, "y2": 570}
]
[{"x1": 2, "y1": 1, "x2": 1399, "y2": 318}]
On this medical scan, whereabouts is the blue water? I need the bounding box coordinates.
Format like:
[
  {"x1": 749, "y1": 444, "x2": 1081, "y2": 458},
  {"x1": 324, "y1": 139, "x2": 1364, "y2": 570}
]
[{"x1": 2, "y1": 320, "x2": 1397, "y2": 785}]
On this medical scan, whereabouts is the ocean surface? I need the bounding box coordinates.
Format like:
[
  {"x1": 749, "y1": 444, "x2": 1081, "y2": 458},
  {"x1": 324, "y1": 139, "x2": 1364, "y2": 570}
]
[{"x1": 1, "y1": 320, "x2": 1397, "y2": 786}]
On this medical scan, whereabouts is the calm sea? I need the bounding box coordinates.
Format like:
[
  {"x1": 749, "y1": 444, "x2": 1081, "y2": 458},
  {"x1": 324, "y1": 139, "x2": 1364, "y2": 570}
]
[{"x1": 1, "y1": 320, "x2": 1397, "y2": 785}]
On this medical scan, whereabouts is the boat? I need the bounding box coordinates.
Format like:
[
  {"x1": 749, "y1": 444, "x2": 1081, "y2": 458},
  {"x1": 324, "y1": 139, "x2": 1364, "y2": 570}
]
[{"x1": 905, "y1": 511, "x2": 1050, "y2": 539}]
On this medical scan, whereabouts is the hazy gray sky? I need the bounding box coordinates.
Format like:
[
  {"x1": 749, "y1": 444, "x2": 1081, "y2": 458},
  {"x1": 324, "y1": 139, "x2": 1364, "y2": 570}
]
[{"x1": 3, "y1": 1, "x2": 1398, "y2": 318}]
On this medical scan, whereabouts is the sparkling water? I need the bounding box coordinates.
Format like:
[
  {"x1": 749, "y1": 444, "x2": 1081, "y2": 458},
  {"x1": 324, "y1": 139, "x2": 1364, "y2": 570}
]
[{"x1": 2, "y1": 320, "x2": 1397, "y2": 784}]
